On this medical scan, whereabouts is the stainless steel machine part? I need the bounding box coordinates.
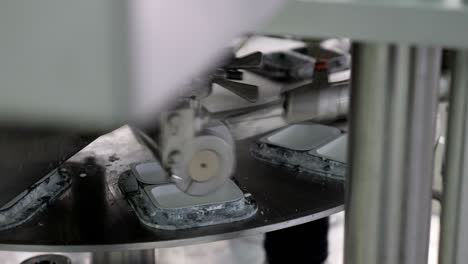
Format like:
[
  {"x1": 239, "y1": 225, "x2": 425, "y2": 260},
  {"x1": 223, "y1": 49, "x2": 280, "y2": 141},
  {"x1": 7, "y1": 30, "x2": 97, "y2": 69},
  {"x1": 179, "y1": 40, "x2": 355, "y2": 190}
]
[
  {"x1": 223, "y1": 101, "x2": 289, "y2": 140},
  {"x1": 345, "y1": 44, "x2": 440, "y2": 264},
  {"x1": 439, "y1": 51, "x2": 468, "y2": 264},
  {"x1": 265, "y1": 0, "x2": 468, "y2": 47},
  {"x1": 285, "y1": 82, "x2": 349, "y2": 123},
  {"x1": 159, "y1": 109, "x2": 196, "y2": 170},
  {"x1": 0, "y1": 169, "x2": 71, "y2": 231},
  {"x1": 224, "y1": 74, "x2": 448, "y2": 140},
  {"x1": 398, "y1": 46, "x2": 440, "y2": 264},
  {"x1": 251, "y1": 122, "x2": 346, "y2": 180},
  {"x1": 91, "y1": 249, "x2": 155, "y2": 264},
  {"x1": 120, "y1": 163, "x2": 257, "y2": 230},
  {"x1": 167, "y1": 119, "x2": 236, "y2": 196},
  {"x1": 0, "y1": 126, "x2": 344, "y2": 251},
  {"x1": 0, "y1": 130, "x2": 93, "y2": 207},
  {"x1": 6, "y1": 1, "x2": 468, "y2": 262}
]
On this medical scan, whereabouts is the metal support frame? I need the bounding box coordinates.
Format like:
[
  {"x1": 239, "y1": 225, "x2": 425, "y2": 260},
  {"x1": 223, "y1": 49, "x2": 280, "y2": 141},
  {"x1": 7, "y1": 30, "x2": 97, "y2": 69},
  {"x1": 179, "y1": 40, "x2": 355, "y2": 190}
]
[
  {"x1": 345, "y1": 43, "x2": 441, "y2": 264},
  {"x1": 439, "y1": 50, "x2": 468, "y2": 264},
  {"x1": 265, "y1": 0, "x2": 468, "y2": 48}
]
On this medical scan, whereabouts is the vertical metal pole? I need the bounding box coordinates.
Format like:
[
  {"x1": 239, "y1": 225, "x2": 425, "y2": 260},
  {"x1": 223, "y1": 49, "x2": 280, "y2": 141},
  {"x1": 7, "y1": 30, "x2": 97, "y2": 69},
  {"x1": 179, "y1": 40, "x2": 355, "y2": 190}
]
[
  {"x1": 380, "y1": 45, "x2": 411, "y2": 264},
  {"x1": 92, "y1": 249, "x2": 156, "y2": 264},
  {"x1": 345, "y1": 43, "x2": 440, "y2": 264},
  {"x1": 439, "y1": 50, "x2": 468, "y2": 264},
  {"x1": 401, "y1": 47, "x2": 441, "y2": 264},
  {"x1": 345, "y1": 43, "x2": 389, "y2": 264}
]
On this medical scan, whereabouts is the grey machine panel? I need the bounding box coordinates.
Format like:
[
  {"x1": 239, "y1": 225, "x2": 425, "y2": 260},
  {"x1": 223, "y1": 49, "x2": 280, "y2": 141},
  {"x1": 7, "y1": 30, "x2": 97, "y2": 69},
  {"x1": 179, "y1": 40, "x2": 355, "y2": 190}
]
[
  {"x1": 265, "y1": 0, "x2": 468, "y2": 48},
  {"x1": 0, "y1": 0, "x2": 130, "y2": 129}
]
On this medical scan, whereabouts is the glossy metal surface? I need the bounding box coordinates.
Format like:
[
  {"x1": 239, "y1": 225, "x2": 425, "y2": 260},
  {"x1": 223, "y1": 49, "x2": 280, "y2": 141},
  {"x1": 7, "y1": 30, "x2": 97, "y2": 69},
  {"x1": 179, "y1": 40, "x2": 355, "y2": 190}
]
[
  {"x1": 0, "y1": 126, "x2": 343, "y2": 252},
  {"x1": 439, "y1": 50, "x2": 468, "y2": 264},
  {"x1": 0, "y1": 129, "x2": 93, "y2": 207},
  {"x1": 345, "y1": 43, "x2": 440, "y2": 264}
]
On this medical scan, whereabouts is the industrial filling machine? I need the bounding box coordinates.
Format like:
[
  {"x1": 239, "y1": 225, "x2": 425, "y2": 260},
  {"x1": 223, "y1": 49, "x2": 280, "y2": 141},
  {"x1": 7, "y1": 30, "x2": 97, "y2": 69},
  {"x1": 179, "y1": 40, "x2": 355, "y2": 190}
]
[{"x1": 0, "y1": 1, "x2": 467, "y2": 263}]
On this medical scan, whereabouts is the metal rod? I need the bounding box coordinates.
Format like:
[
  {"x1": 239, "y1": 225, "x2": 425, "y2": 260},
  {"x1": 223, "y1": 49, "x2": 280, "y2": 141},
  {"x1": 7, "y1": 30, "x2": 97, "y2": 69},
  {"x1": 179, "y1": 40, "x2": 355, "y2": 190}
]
[
  {"x1": 401, "y1": 46, "x2": 440, "y2": 264},
  {"x1": 439, "y1": 50, "x2": 468, "y2": 264},
  {"x1": 345, "y1": 42, "x2": 389, "y2": 264},
  {"x1": 222, "y1": 74, "x2": 449, "y2": 141},
  {"x1": 379, "y1": 44, "x2": 411, "y2": 264},
  {"x1": 345, "y1": 43, "x2": 440, "y2": 264}
]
